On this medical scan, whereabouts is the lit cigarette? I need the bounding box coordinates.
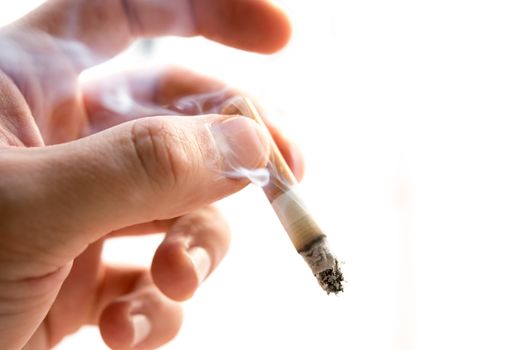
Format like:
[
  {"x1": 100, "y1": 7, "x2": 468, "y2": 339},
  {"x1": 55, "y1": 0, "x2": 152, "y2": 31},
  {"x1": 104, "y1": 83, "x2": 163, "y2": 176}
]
[{"x1": 222, "y1": 97, "x2": 344, "y2": 294}]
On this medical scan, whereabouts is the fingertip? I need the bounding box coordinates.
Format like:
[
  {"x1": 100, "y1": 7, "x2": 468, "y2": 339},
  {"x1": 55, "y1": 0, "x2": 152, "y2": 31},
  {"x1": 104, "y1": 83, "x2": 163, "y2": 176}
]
[
  {"x1": 151, "y1": 238, "x2": 202, "y2": 301},
  {"x1": 99, "y1": 291, "x2": 183, "y2": 349},
  {"x1": 250, "y1": 1, "x2": 292, "y2": 54},
  {"x1": 287, "y1": 141, "x2": 306, "y2": 181},
  {"x1": 151, "y1": 207, "x2": 230, "y2": 302},
  {"x1": 195, "y1": 0, "x2": 292, "y2": 53},
  {"x1": 268, "y1": 125, "x2": 306, "y2": 182},
  {"x1": 99, "y1": 301, "x2": 135, "y2": 349},
  {"x1": 212, "y1": 116, "x2": 271, "y2": 172}
]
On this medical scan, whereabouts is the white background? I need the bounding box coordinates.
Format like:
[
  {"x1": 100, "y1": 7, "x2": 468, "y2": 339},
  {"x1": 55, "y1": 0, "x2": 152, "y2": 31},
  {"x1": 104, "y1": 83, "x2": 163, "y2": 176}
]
[{"x1": 2, "y1": 0, "x2": 526, "y2": 349}]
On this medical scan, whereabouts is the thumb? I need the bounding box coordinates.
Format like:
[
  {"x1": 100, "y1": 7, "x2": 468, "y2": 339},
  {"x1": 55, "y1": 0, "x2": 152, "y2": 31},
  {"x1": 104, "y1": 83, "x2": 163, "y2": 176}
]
[{"x1": 0, "y1": 115, "x2": 268, "y2": 272}]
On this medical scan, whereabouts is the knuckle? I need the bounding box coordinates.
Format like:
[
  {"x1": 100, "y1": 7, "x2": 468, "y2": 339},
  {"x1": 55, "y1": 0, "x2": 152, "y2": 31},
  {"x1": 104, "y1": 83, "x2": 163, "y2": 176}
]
[
  {"x1": 198, "y1": 206, "x2": 230, "y2": 234},
  {"x1": 174, "y1": 206, "x2": 231, "y2": 250},
  {"x1": 129, "y1": 118, "x2": 198, "y2": 191}
]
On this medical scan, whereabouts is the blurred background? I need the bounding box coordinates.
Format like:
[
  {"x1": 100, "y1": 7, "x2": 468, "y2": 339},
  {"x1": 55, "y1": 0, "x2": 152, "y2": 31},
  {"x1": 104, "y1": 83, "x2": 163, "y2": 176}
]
[{"x1": 2, "y1": 0, "x2": 526, "y2": 349}]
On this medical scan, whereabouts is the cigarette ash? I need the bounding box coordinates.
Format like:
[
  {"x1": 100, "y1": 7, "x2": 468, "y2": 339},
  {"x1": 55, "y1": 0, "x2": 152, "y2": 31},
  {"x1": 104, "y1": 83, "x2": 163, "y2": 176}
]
[
  {"x1": 300, "y1": 237, "x2": 344, "y2": 295},
  {"x1": 316, "y1": 260, "x2": 344, "y2": 295}
]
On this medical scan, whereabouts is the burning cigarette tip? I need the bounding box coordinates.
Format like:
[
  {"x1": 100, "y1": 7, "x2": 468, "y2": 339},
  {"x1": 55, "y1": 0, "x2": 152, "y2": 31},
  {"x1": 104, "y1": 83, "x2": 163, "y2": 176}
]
[
  {"x1": 317, "y1": 260, "x2": 344, "y2": 295},
  {"x1": 299, "y1": 237, "x2": 344, "y2": 295}
]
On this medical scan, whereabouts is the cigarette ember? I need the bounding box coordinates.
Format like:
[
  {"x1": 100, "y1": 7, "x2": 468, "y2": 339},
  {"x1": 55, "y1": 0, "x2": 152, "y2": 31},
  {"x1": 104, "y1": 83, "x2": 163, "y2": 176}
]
[{"x1": 222, "y1": 97, "x2": 344, "y2": 295}]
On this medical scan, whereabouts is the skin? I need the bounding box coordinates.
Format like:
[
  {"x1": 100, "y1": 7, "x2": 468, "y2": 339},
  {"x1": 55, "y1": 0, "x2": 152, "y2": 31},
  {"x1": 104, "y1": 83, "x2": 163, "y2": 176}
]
[{"x1": 0, "y1": 0, "x2": 304, "y2": 349}]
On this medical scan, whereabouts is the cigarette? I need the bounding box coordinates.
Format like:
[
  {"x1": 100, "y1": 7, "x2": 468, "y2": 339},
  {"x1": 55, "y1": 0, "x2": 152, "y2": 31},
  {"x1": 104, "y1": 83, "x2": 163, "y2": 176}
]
[{"x1": 222, "y1": 96, "x2": 344, "y2": 294}]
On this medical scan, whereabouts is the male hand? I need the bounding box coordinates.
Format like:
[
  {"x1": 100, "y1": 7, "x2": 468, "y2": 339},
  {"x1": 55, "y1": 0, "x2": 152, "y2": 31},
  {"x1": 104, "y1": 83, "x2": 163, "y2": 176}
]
[{"x1": 0, "y1": 1, "x2": 303, "y2": 348}]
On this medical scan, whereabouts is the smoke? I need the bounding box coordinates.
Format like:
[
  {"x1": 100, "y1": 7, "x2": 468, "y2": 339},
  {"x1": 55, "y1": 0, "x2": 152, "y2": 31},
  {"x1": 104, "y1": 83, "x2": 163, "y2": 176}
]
[
  {"x1": 100, "y1": 83, "x2": 135, "y2": 115},
  {"x1": 0, "y1": 27, "x2": 101, "y2": 134},
  {"x1": 0, "y1": 23, "x2": 274, "y2": 187},
  {"x1": 169, "y1": 90, "x2": 233, "y2": 115},
  {"x1": 84, "y1": 66, "x2": 274, "y2": 187},
  {"x1": 223, "y1": 167, "x2": 271, "y2": 187}
]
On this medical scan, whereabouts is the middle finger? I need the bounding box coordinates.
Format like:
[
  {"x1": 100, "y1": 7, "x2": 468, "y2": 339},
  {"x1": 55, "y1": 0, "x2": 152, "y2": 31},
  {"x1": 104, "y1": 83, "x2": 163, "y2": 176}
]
[{"x1": 149, "y1": 206, "x2": 231, "y2": 301}]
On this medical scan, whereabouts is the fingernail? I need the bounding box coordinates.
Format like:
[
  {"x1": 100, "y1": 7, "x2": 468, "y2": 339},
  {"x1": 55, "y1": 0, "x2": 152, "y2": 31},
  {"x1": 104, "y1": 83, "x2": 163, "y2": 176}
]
[
  {"x1": 131, "y1": 314, "x2": 151, "y2": 347},
  {"x1": 211, "y1": 117, "x2": 270, "y2": 173},
  {"x1": 187, "y1": 246, "x2": 212, "y2": 284}
]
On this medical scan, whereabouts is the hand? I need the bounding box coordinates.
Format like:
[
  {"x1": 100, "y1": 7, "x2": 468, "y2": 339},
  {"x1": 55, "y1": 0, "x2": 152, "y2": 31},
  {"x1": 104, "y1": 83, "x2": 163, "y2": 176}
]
[{"x1": 0, "y1": 1, "x2": 302, "y2": 349}]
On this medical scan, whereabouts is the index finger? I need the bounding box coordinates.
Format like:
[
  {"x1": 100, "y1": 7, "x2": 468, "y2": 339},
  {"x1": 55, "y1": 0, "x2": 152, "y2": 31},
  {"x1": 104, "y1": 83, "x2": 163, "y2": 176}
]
[
  {"x1": 81, "y1": 65, "x2": 306, "y2": 179},
  {"x1": 16, "y1": 0, "x2": 291, "y2": 69}
]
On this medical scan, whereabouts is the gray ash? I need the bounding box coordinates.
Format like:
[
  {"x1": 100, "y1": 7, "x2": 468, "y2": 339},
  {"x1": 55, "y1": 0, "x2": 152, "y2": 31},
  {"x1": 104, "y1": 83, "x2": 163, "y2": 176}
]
[
  {"x1": 316, "y1": 260, "x2": 344, "y2": 295},
  {"x1": 299, "y1": 237, "x2": 345, "y2": 295}
]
